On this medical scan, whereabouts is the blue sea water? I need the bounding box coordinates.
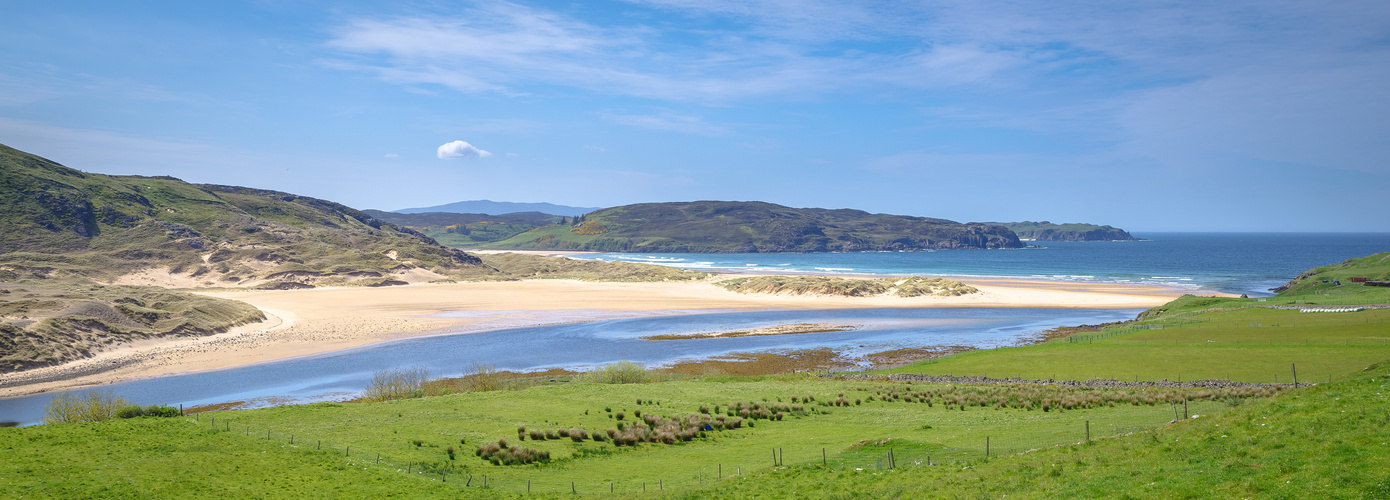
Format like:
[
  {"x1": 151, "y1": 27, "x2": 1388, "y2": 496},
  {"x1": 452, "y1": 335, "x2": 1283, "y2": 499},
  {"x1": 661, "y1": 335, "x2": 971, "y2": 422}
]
[{"x1": 574, "y1": 233, "x2": 1390, "y2": 297}]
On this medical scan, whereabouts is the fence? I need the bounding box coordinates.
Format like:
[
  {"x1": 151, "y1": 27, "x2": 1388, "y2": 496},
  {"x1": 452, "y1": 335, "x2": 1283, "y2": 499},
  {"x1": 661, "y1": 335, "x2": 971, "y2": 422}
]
[{"x1": 184, "y1": 399, "x2": 1228, "y2": 495}]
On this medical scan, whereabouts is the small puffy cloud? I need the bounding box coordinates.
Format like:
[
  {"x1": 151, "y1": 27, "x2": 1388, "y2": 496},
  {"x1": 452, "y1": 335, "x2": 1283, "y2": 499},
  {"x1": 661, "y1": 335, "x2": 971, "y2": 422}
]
[
  {"x1": 583, "y1": 145, "x2": 607, "y2": 152},
  {"x1": 383, "y1": 153, "x2": 399, "y2": 158},
  {"x1": 437, "y1": 140, "x2": 492, "y2": 159}
]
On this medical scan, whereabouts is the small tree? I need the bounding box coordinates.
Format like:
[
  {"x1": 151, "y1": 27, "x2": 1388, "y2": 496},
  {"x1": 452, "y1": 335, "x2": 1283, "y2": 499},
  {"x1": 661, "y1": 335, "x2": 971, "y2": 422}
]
[
  {"x1": 459, "y1": 362, "x2": 502, "y2": 392},
  {"x1": 363, "y1": 366, "x2": 432, "y2": 401},
  {"x1": 44, "y1": 389, "x2": 130, "y2": 424}
]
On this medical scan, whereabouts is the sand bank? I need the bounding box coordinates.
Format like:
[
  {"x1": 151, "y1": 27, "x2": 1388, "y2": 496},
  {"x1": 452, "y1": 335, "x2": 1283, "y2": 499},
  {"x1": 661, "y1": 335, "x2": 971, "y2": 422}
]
[{"x1": 0, "y1": 275, "x2": 1200, "y2": 398}]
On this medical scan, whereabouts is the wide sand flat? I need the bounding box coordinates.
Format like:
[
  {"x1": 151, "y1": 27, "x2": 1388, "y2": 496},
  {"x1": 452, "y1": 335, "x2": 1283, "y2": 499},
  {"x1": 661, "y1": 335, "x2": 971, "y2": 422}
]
[{"x1": 0, "y1": 275, "x2": 1197, "y2": 398}]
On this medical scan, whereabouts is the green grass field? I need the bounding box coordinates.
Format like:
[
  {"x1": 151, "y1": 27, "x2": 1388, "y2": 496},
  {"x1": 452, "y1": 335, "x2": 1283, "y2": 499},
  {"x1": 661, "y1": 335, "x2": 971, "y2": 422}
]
[
  {"x1": 885, "y1": 307, "x2": 1390, "y2": 384},
  {"x1": 2, "y1": 375, "x2": 1249, "y2": 498}
]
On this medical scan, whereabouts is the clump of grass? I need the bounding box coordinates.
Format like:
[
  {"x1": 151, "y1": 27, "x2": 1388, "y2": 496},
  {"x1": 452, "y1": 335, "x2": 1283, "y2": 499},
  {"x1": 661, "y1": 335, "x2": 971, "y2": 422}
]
[
  {"x1": 858, "y1": 382, "x2": 1279, "y2": 412},
  {"x1": 568, "y1": 428, "x2": 588, "y2": 442},
  {"x1": 475, "y1": 440, "x2": 550, "y2": 466}
]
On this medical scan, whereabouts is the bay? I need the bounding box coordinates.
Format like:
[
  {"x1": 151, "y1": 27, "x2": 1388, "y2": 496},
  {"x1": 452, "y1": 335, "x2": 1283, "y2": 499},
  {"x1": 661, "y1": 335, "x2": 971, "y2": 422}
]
[{"x1": 576, "y1": 232, "x2": 1390, "y2": 296}]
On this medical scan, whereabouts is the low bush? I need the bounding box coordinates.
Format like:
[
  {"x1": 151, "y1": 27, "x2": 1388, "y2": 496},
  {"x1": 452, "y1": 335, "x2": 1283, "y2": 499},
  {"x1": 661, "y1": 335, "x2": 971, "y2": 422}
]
[{"x1": 476, "y1": 440, "x2": 551, "y2": 466}]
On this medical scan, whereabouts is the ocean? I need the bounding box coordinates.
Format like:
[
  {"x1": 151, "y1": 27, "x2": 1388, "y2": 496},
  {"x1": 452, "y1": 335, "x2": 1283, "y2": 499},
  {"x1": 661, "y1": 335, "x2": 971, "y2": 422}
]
[{"x1": 571, "y1": 233, "x2": 1390, "y2": 297}]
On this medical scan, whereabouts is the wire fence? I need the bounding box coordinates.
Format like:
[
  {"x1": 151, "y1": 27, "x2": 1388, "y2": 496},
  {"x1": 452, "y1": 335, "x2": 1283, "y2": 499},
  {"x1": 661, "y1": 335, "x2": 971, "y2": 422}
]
[{"x1": 184, "y1": 399, "x2": 1228, "y2": 494}]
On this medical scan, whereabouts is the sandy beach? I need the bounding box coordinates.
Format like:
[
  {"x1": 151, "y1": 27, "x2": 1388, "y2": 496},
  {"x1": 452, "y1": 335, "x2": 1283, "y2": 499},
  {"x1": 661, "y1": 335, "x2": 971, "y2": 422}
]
[{"x1": 0, "y1": 275, "x2": 1200, "y2": 398}]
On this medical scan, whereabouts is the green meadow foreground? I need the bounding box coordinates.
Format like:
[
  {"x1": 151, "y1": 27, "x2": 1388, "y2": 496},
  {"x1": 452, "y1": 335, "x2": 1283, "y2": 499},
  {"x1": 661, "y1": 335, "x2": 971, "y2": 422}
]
[{"x1": 2, "y1": 253, "x2": 1388, "y2": 498}]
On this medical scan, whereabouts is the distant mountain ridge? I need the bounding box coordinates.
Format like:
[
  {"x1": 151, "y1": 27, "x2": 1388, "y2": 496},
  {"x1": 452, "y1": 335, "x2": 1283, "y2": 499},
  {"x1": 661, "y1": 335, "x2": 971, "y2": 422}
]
[
  {"x1": 476, "y1": 201, "x2": 1024, "y2": 252},
  {"x1": 991, "y1": 221, "x2": 1141, "y2": 241},
  {"x1": 393, "y1": 200, "x2": 600, "y2": 217}
]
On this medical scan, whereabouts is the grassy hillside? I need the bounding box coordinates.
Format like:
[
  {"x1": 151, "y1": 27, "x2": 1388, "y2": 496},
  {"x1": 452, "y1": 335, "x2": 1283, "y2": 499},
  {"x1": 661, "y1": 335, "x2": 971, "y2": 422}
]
[
  {"x1": 994, "y1": 221, "x2": 1140, "y2": 241},
  {"x1": 884, "y1": 253, "x2": 1390, "y2": 385},
  {"x1": 0, "y1": 143, "x2": 488, "y2": 288},
  {"x1": 478, "y1": 201, "x2": 1023, "y2": 252},
  {"x1": 362, "y1": 210, "x2": 558, "y2": 247}
]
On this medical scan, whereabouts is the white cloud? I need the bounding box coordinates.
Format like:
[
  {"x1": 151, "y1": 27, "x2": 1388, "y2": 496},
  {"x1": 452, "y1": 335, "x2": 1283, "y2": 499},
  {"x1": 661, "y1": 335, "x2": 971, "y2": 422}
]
[
  {"x1": 583, "y1": 145, "x2": 607, "y2": 152},
  {"x1": 437, "y1": 140, "x2": 492, "y2": 159},
  {"x1": 601, "y1": 112, "x2": 730, "y2": 136},
  {"x1": 383, "y1": 153, "x2": 399, "y2": 158}
]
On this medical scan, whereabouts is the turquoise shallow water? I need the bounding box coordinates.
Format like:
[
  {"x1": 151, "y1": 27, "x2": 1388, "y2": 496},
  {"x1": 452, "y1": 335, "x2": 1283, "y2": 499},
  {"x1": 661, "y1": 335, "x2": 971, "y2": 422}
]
[{"x1": 573, "y1": 232, "x2": 1390, "y2": 297}]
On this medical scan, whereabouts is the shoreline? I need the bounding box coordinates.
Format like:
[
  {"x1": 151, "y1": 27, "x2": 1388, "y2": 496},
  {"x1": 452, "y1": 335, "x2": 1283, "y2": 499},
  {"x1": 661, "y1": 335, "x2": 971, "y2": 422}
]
[{"x1": 0, "y1": 274, "x2": 1206, "y2": 399}]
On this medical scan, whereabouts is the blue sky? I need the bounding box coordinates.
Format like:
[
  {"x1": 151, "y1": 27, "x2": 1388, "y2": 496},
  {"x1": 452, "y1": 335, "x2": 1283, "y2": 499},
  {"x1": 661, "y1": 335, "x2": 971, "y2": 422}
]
[{"x1": 2, "y1": 1, "x2": 1387, "y2": 231}]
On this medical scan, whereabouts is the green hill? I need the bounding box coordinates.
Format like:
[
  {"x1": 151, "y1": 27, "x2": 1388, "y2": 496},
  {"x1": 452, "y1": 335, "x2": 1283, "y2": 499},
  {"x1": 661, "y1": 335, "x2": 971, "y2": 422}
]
[
  {"x1": 0, "y1": 143, "x2": 488, "y2": 288},
  {"x1": 477, "y1": 201, "x2": 1024, "y2": 252},
  {"x1": 361, "y1": 210, "x2": 559, "y2": 247},
  {"x1": 993, "y1": 221, "x2": 1140, "y2": 241}
]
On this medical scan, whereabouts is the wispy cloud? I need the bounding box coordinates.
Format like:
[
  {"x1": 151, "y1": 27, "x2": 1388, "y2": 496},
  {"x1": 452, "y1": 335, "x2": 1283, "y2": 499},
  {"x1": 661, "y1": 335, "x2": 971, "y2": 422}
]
[
  {"x1": 319, "y1": 2, "x2": 1032, "y2": 101},
  {"x1": 601, "y1": 112, "x2": 730, "y2": 136}
]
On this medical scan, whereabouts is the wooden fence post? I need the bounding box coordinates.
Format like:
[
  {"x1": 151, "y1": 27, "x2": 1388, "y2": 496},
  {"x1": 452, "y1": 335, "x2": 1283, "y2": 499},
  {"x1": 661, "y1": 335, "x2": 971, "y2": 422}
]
[
  {"x1": 1085, "y1": 420, "x2": 1090, "y2": 442},
  {"x1": 1292, "y1": 363, "x2": 1298, "y2": 388},
  {"x1": 985, "y1": 436, "x2": 990, "y2": 458}
]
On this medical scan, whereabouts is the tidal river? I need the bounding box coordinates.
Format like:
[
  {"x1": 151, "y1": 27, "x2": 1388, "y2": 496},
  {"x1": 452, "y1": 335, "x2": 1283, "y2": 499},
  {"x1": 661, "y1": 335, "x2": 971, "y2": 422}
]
[{"x1": 0, "y1": 307, "x2": 1137, "y2": 426}]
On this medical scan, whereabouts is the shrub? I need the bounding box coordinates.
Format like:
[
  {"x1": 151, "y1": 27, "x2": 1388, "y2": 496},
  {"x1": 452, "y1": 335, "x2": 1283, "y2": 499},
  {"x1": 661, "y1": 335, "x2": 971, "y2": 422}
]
[
  {"x1": 615, "y1": 411, "x2": 625, "y2": 420},
  {"x1": 447, "y1": 446, "x2": 456, "y2": 460},
  {"x1": 458, "y1": 363, "x2": 502, "y2": 392},
  {"x1": 43, "y1": 389, "x2": 130, "y2": 424},
  {"x1": 580, "y1": 361, "x2": 650, "y2": 384},
  {"x1": 362, "y1": 366, "x2": 431, "y2": 401},
  {"x1": 116, "y1": 405, "x2": 181, "y2": 419}
]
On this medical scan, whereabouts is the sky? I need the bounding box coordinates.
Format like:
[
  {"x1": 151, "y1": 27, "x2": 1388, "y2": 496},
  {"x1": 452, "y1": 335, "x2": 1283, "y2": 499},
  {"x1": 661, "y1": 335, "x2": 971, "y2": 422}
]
[{"x1": 2, "y1": 1, "x2": 1388, "y2": 231}]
